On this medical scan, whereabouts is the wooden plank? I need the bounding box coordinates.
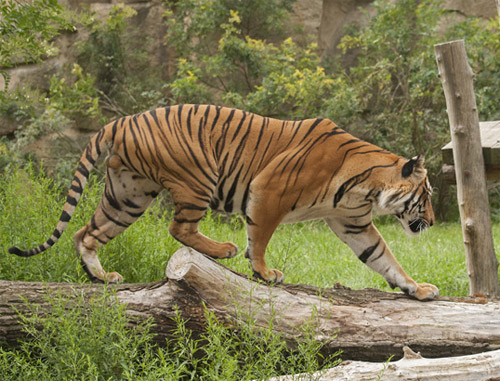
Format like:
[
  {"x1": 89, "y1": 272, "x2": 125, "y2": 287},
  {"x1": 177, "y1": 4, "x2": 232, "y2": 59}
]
[
  {"x1": 442, "y1": 121, "x2": 500, "y2": 166},
  {"x1": 443, "y1": 164, "x2": 500, "y2": 183}
]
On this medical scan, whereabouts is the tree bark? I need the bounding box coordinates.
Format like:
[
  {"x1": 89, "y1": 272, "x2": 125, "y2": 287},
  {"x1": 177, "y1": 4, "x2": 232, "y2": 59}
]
[
  {"x1": 273, "y1": 347, "x2": 500, "y2": 380},
  {"x1": 497, "y1": 0, "x2": 500, "y2": 28},
  {"x1": 434, "y1": 40, "x2": 500, "y2": 298},
  {"x1": 1, "y1": 248, "x2": 500, "y2": 362}
]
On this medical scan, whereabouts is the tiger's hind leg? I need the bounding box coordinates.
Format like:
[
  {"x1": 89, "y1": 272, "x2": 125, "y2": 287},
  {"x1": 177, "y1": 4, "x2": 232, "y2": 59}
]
[
  {"x1": 75, "y1": 155, "x2": 162, "y2": 283},
  {"x1": 167, "y1": 186, "x2": 238, "y2": 259}
]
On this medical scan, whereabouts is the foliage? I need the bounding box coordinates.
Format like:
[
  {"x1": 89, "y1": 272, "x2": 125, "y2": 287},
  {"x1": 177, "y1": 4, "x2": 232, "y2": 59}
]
[
  {"x1": 0, "y1": 290, "x2": 156, "y2": 380},
  {"x1": 337, "y1": 0, "x2": 447, "y2": 168},
  {"x1": 165, "y1": 0, "x2": 296, "y2": 52},
  {"x1": 447, "y1": 18, "x2": 500, "y2": 122},
  {"x1": 77, "y1": 4, "x2": 136, "y2": 96},
  {"x1": 77, "y1": 4, "x2": 167, "y2": 115},
  {"x1": 48, "y1": 63, "x2": 103, "y2": 125},
  {"x1": 0, "y1": 280, "x2": 339, "y2": 380},
  {"x1": 165, "y1": 0, "x2": 353, "y2": 119},
  {"x1": 0, "y1": 0, "x2": 72, "y2": 94}
]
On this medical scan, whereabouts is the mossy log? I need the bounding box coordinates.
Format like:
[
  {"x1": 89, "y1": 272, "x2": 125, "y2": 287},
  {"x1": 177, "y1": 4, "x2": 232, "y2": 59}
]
[{"x1": 1, "y1": 247, "x2": 500, "y2": 362}]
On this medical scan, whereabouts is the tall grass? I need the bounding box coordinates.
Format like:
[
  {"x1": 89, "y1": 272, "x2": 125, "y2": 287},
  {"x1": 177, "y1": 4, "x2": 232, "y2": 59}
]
[
  {"x1": 0, "y1": 288, "x2": 340, "y2": 380},
  {"x1": 1, "y1": 167, "x2": 499, "y2": 378},
  {"x1": 1, "y1": 166, "x2": 487, "y2": 296}
]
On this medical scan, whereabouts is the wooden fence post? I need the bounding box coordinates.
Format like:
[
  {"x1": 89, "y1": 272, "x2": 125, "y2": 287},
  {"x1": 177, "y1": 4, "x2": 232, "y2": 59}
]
[
  {"x1": 434, "y1": 40, "x2": 499, "y2": 298},
  {"x1": 497, "y1": 0, "x2": 500, "y2": 28}
]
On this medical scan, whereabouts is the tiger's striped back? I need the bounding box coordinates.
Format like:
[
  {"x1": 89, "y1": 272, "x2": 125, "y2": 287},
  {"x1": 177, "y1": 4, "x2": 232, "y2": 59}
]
[{"x1": 9, "y1": 104, "x2": 437, "y2": 300}]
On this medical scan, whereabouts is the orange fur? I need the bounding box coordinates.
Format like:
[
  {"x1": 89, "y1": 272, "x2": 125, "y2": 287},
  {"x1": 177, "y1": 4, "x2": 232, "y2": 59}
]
[{"x1": 9, "y1": 105, "x2": 437, "y2": 300}]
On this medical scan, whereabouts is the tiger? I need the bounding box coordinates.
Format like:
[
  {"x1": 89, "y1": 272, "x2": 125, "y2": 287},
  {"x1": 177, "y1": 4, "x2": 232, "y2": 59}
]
[{"x1": 9, "y1": 104, "x2": 438, "y2": 300}]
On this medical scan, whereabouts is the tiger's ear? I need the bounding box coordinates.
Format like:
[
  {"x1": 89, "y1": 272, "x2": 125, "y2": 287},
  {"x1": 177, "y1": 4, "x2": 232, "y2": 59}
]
[{"x1": 402, "y1": 155, "x2": 425, "y2": 178}]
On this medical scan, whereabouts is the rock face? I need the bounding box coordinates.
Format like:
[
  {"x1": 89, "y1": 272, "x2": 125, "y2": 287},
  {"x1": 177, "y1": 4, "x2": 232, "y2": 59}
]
[
  {"x1": 318, "y1": 0, "x2": 498, "y2": 59},
  {"x1": 1, "y1": 0, "x2": 169, "y2": 94},
  {"x1": 1, "y1": 0, "x2": 498, "y2": 138},
  {"x1": 319, "y1": 0, "x2": 375, "y2": 58}
]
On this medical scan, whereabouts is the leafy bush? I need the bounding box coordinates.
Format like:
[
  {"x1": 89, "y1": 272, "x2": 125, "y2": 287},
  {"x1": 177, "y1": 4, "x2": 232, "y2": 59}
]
[
  {"x1": 0, "y1": 287, "x2": 339, "y2": 380},
  {"x1": 48, "y1": 63, "x2": 103, "y2": 127},
  {"x1": 165, "y1": 0, "x2": 351, "y2": 119},
  {"x1": 0, "y1": 290, "x2": 155, "y2": 380},
  {"x1": 77, "y1": 4, "x2": 167, "y2": 115},
  {"x1": 0, "y1": 0, "x2": 73, "y2": 94}
]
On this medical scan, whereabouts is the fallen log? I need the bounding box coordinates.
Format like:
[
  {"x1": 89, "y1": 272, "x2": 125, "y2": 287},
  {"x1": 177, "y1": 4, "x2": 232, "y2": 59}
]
[
  {"x1": 273, "y1": 347, "x2": 500, "y2": 380},
  {"x1": 1, "y1": 247, "x2": 500, "y2": 361}
]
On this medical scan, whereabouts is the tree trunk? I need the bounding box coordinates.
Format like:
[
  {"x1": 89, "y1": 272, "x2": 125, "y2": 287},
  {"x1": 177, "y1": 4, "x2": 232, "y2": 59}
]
[
  {"x1": 1, "y1": 248, "x2": 500, "y2": 362},
  {"x1": 434, "y1": 40, "x2": 500, "y2": 298},
  {"x1": 273, "y1": 347, "x2": 500, "y2": 380},
  {"x1": 497, "y1": 0, "x2": 500, "y2": 28}
]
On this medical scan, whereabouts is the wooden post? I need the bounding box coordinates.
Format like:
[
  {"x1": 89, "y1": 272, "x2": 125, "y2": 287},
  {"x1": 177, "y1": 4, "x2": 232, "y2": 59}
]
[
  {"x1": 434, "y1": 40, "x2": 499, "y2": 298},
  {"x1": 497, "y1": 0, "x2": 500, "y2": 28}
]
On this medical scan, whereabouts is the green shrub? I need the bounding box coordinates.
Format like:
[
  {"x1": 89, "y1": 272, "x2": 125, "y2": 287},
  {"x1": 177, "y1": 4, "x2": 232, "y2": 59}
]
[
  {"x1": 77, "y1": 4, "x2": 167, "y2": 115},
  {"x1": 0, "y1": 290, "x2": 155, "y2": 380},
  {"x1": 48, "y1": 63, "x2": 103, "y2": 127},
  {"x1": 0, "y1": 287, "x2": 340, "y2": 380},
  {"x1": 165, "y1": 0, "x2": 348, "y2": 119},
  {"x1": 0, "y1": 0, "x2": 73, "y2": 95}
]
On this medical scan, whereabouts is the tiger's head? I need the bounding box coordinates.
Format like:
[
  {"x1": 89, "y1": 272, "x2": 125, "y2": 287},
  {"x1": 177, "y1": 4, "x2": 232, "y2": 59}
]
[{"x1": 377, "y1": 155, "x2": 435, "y2": 236}]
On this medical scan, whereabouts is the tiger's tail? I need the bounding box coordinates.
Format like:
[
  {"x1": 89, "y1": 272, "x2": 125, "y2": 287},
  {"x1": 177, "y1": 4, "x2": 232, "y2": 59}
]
[{"x1": 8, "y1": 122, "x2": 116, "y2": 257}]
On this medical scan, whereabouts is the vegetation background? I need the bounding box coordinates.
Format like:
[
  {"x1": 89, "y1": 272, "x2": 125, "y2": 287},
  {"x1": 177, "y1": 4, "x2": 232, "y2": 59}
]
[{"x1": 1, "y1": 0, "x2": 500, "y2": 379}]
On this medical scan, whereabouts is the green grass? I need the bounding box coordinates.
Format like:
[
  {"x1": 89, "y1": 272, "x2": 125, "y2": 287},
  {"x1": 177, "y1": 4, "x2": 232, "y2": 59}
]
[
  {"x1": 1, "y1": 166, "x2": 499, "y2": 379},
  {"x1": 1, "y1": 166, "x2": 490, "y2": 297}
]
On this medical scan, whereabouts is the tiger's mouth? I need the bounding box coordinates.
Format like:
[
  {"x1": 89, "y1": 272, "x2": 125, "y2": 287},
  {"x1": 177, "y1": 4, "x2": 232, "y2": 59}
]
[{"x1": 408, "y1": 218, "x2": 429, "y2": 234}]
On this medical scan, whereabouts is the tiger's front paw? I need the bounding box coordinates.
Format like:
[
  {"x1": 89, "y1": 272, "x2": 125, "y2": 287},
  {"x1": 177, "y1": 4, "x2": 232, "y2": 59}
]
[
  {"x1": 204, "y1": 242, "x2": 238, "y2": 259},
  {"x1": 222, "y1": 242, "x2": 239, "y2": 258},
  {"x1": 104, "y1": 271, "x2": 123, "y2": 284},
  {"x1": 253, "y1": 269, "x2": 284, "y2": 283},
  {"x1": 414, "y1": 282, "x2": 439, "y2": 301}
]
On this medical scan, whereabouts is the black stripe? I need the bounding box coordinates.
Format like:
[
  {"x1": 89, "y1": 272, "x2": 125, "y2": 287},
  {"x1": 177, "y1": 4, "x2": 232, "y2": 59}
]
[
  {"x1": 70, "y1": 176, "x2": 83, "y2": 193},
  {"x1": 126, "y1": 210, "x2": 145, "y2": 218},
  {"x1": 176, "y1": 204, "x2": 207, "y2": 212},
  {"x1": 241, "y1": 182, "x2": 251, "y2": 214},
  {"x1": 53, "y1": 229, "x2": 61, "y2": 239},
  {"x1": 90, "y1": 215, "x2": 98, "y2": 230},
  {"x1": 304, "y1": 118, "x2": 323, "y2": 136},
  {"x1": 89, "y1": 232, "x2": 107, "y2": 245},
  {"x1": 334, "y1": 161, "x2": 399, "y2": 207},
  {"x1": 104, "y1": 189, "x2": 121, "y2": 210},
  {"x1": 359, "y1": 240, "x2": 380, "y2": 263},
  {"x1": 66, "y1": 195, "x2": 78, "y2": 206},
  {"x1": 210, "y1": 198, "x2": 220, "y2": 210},
  {"x1": 224, "y1": 169, "x2": 242, "y2": 212},
  {"x1": 77, "y1": 163, "x2": 90, "y2": 178},
  {"x1": 111, "y1": 119, "x2": 119, "y2": 142},
  {"x1": 224, "y1": 200, "x2": 233, "y2": 213},
  {"x1": 121, "y1": 118, "x2": 141, "y2": 174},
  {"x1": 85, "y1": 149, "x2": 96, "y2": 166},
  {"x1": 101, "y1": 208, "x2": 130, "y2": 228},
  {"x1": 338, "y1": 138, "x2": 360, "y2": 149},
  {"x1": 174, "y1": 217, "x2": 203, "y2": 224},
  {"x1": 344, "y1": 222, "x2": 371, "y2": 234},
  {"x1": 123, "y1": 198, "x2": 141, "y2": 208},
  {"x1": 60, "y1": 211, "x2": 71, "y2": 222},
  {"x1": 70, "y1": 183, "x2": 82, "y2": 193}
]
